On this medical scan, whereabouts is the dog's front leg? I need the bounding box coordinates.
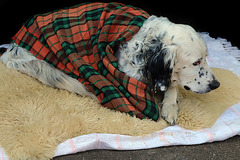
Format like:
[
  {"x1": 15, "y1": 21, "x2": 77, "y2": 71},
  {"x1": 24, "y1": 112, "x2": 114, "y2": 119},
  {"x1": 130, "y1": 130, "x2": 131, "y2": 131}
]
[{"x1": 161, "y1": 84, "x2": 178, "y2": 125}]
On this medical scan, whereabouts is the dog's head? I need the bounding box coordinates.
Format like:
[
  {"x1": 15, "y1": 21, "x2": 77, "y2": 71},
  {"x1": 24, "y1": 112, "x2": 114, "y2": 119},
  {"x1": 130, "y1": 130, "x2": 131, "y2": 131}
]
[{"x1": 141, "y1": 16, "x2": 220, "y2": 93}]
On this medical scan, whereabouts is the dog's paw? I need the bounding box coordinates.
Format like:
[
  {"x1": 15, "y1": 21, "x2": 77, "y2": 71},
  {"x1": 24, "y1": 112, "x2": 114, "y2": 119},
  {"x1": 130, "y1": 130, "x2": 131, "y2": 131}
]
[{"x1": 161, "y1": 103, "x2": 178, "y2": 125}]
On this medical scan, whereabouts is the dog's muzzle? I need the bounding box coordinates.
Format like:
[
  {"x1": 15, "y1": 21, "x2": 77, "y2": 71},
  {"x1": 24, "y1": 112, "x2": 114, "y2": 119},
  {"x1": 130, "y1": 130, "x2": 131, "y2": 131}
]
[{"x1": 209, "y1": 80, "x2": 220, "y2": 90}]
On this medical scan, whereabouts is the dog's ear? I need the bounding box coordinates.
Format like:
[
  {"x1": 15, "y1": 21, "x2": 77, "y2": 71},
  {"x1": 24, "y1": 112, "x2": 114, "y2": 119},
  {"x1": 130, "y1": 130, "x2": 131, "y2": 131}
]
[{"x1": 145, "y1": 45, "x2": 176, "y2": 92}]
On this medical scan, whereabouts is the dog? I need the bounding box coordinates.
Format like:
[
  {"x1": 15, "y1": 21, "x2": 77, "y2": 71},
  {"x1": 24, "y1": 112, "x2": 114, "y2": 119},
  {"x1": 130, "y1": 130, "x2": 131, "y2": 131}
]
[
  {"x1": 115, "y1": 15, "x2": 220, "y2": 124},
  {"x1": 0, "y1": 15, "x2": 220, "y2": 125}
]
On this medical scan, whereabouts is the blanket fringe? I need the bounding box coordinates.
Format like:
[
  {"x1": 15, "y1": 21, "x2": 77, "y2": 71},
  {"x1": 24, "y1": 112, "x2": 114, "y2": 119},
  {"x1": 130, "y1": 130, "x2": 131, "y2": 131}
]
[
  {"x1": 0, "y1": 44, "x2": 10, "y2": 49},
  {"x1": 217, "y1": 37, "x2": 240, "y2": 61},
  {"x1": 0, "y1": 44, "x2": 10, "y2": 55}
]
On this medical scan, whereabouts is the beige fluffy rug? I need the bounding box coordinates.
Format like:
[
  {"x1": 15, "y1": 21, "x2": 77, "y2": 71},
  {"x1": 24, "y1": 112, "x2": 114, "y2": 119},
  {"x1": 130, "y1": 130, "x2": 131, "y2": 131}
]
[{"x1": 1, "y1": 61, "x2": 240, "y2": 159}]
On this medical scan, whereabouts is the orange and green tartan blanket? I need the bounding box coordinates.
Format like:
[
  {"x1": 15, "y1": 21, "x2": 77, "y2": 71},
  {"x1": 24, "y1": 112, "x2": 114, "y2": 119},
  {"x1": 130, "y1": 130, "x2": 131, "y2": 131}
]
[{"x1": 12, "y1": 2, "x2": 159, "y2": 121}]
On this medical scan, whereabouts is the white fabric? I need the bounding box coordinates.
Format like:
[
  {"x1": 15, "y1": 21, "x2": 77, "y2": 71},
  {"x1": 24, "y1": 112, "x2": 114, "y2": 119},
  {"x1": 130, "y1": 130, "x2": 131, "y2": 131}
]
[
  {"x1": 0, "y1": 44, "x2": 10, "y2": 49},
  {"x1": 0, "y1": 33, "x2": 240, "y2": 159}
]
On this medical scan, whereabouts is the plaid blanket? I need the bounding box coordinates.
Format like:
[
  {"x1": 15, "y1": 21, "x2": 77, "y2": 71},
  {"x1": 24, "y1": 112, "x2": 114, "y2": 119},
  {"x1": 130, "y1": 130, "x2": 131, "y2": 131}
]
[{"x1": 11, "y1": 2, "x2": 159, "y2": 121}]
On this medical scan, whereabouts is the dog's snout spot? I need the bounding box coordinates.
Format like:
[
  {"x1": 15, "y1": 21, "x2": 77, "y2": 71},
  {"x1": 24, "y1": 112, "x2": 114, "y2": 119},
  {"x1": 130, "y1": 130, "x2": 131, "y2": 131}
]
[
  {"x1": 184, "y1": 86, "x2": 191, "y2": 91},
  {"x1": 199, "y1": 71, "x2": 204, "y2": 78},
  {"x1": 209, "y1": 80, "x2": 220, "y2": 90}
]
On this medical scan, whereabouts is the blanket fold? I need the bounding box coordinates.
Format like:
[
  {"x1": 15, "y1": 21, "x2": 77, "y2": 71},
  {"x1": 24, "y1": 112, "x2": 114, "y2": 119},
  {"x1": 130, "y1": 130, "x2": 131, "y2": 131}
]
[{"x1": 11, "y1": 2, "x2": 159, "y2": 120}]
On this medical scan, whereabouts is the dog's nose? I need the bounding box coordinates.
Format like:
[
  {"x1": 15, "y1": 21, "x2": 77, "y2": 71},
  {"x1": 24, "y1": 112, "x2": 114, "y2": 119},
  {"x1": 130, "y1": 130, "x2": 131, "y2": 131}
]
[{"x1": 209, "y1": 80, "x2": 220, "y2": 90}]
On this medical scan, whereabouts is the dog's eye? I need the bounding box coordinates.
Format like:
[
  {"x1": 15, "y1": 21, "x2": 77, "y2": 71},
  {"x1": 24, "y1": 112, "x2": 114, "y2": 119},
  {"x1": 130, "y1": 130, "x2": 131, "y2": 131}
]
[{"x1": 193, "y1": 60, "x2": 201, "y2": 66}]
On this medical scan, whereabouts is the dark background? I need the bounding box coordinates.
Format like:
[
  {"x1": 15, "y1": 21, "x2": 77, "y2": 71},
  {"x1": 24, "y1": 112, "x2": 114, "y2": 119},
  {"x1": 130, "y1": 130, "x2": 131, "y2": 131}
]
[{"x1": 0, "y1": 0, "x2": 239, "y2": 48}]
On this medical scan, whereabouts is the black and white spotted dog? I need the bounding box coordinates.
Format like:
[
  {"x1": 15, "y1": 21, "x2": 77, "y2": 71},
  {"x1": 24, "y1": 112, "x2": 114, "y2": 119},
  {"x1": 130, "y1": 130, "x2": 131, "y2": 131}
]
[{"x1": 1, "y1": 15, "x2": 220, "y2": 125}]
